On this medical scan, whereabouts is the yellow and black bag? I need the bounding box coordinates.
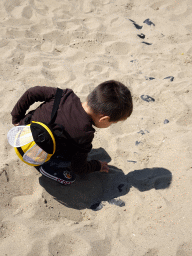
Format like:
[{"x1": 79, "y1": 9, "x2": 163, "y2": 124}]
[{"x1": 7, "y1": 88, "x2": 63, "y2": 166}]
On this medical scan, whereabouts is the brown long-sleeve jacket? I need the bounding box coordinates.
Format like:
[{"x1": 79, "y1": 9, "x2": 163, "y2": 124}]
[{"x1": 11, "y1": 86, "x2": 101, "y2": 175}]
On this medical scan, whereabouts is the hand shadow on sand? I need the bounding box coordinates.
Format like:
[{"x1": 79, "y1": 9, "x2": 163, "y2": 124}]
[{"x1": 38, "y1": 148, "x2": 172, "y2": 210}]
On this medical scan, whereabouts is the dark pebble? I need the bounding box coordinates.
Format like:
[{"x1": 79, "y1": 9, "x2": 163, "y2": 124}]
[
  {"x1": 130, "y1": 59, "x2": 137, "y2": 63},
  {"x1": 141, "y1": 95, "x2": 155, "y2": 102},
  {"x1": 133, "y1": 23, "x2": 143, "y2": 30},
  {"x1": 143, "y1": 19, "x2": 155, "y2": 26},
  {"x1": 137, "y1": 33, "x2": 145, "y2": 39},
  {"x1": 129, "y1": 19, "x2": 143, "y2": 29},
  {"x1": 142, "y1": 42, "x2": 152, "y2": 45},
  {"x1": 135, "y1": 141, "x2": 141, "y2": 146},
  {"x1": 164, "y1": 119, "x2": 169, "y2": 124},
  {"x1": 145, "y1": 77, "x2": 155, "y2": 80},
  {"x1": 164, "y1": 76, "x2": 174, "y2": 82},
  {"x1": 138, "y1": 130, "x2": 145, "y2": 135},
  {"x1": 127, "y1": 160, "x2": 137, "y2": 163}
]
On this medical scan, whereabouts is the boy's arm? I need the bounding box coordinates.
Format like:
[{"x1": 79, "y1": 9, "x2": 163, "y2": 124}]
[
  {"x1": 71, "y1": 152, "x2": 101, "y2": 176},
  {"x1": 70, "y1": 142, "x2": 109, "y2": 175},
  {"x1": 11, "y1": 86, "x2": 57, "y2": 125},
  {"x1": 69, "y1": 133, "x2": 102, "y2": 175}
]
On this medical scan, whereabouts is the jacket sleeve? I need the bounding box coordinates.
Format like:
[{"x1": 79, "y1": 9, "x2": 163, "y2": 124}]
[
  {"x1": 70, "y1": 133, "x2": 101, "y2": 175},
  {"x1": 71, "y1": 152, "x2": 101, "y2": 176},
  {"x1": 11, "y1": 86, "x2": 57, "y2": 124}
]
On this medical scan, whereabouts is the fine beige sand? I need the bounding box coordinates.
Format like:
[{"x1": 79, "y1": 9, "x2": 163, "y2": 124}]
[{"x1": 1, "y1": 0, "x2": 192, "y2": 255}]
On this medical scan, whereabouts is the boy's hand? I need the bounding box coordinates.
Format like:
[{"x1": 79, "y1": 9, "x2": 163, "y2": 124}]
[{"x1": 99, "y1": 161, "x2": 109, "y2": 173}]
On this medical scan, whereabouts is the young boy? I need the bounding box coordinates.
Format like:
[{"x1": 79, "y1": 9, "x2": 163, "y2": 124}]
[{"x1": 11, "y1": 80, "x2": 133, "y2": 181}]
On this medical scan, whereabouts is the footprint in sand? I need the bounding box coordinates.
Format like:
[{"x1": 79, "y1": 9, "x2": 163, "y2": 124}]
[
  {"x1": 49, "y1": 234, "x2": 74, "y2": 255},
  {"x1": 84, "y1": 63, "x2": 103, "y2": 77},
  {"x1": 90, "y1": 237, "x2": 111, "y2": 256},
  {"x1": 176, "y1": 242, "x2": 192, "y2": 255},
  {"x1": 0, "y1": 222, "x2": 10, "y2": 239},
  {"x1": 0, "y1": 159, "x2": 35, "y2": 208},
  {"x1": 49, "y1": 234, "x2": 86, "y2": 255},
  {"x1": 143, "y1": 248, "x2": 159, "y2": 256},
  {"x1": 25, "y1": 240, "x2": 44, "y2": 256},
  {"x1": 41, "y1": 30, "x2": 71, "y2": 50},
  {"x1": 22, "y1": 6, "x2": 33, "y2": 19},
  {"x1": 41, "y1": 65, "x2": 74, "y2": 83},
  {"x1": 4, "y1": 0, "x2": 20, "y2": 13},
  {"x1": 150, "y1": 0, "x2": 169, "y2": 10},
  {"x1": 105, "y1": 42, "x2": 130, "y2": 55}
]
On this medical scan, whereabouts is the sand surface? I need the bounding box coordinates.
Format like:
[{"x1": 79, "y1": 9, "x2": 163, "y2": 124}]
[{"x1": 1, "y1": 0, "x2": 192, "y2": 255}]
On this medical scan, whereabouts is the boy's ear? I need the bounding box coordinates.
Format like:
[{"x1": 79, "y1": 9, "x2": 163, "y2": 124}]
[{"x1": 99, "y1": 115, "x2": 110, "y2": 123}]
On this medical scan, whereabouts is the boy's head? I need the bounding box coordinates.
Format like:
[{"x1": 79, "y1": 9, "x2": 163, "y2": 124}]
[{"x1": 86, "y1": 80, "x2": 133, "y2": 128}]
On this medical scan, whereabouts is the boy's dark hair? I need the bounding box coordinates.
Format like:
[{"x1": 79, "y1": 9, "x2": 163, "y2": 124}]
[{"x1": 87, "y1": 80, "x2": 133, "y2": 122}]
